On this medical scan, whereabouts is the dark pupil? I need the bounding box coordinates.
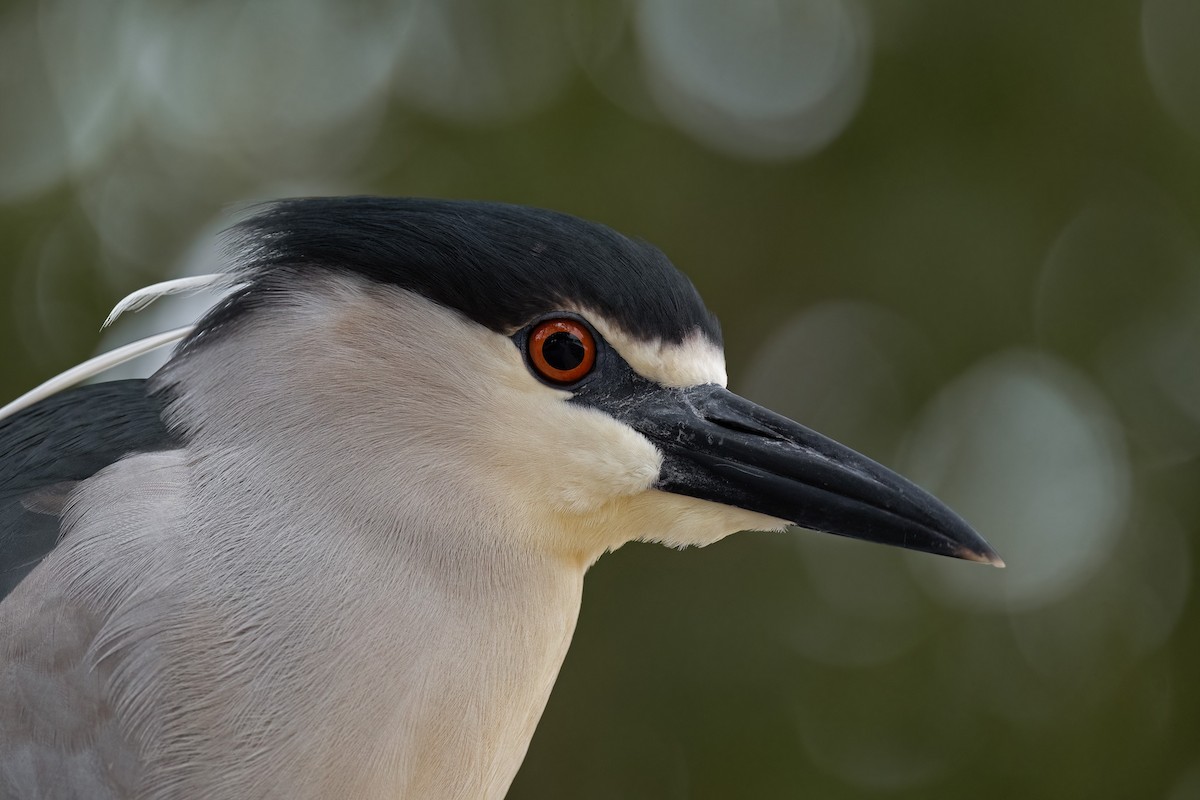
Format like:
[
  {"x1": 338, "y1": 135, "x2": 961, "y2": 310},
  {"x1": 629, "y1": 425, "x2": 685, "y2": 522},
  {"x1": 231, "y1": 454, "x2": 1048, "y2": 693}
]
[{"x1": 543, "y1": 331, "x2": 585, "y2": 371}]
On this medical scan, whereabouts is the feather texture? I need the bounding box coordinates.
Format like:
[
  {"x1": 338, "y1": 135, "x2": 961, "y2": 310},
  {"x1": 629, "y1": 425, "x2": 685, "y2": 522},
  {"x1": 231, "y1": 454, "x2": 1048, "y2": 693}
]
[{"x1": 102, "y1": 273, "x2": 234, "y2": 329}]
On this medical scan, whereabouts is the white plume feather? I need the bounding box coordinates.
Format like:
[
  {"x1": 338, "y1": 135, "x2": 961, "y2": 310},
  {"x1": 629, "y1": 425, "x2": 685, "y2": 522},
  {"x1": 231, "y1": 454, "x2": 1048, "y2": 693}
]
[
  {"x1": 0, "y1": 326, "x2": 195, "y2": 424},
  {"x1": 0, "y1": 273, "x2": 241, "y2": 424},
  {"x1": 102, "y1": 273, "x2": 233, "y2": 329}
]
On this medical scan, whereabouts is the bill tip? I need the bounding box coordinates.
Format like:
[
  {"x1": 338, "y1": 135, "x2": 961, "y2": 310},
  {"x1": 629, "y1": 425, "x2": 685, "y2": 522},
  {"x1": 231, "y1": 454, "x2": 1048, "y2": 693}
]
[{"x1": 956, "y1": 546, "x2": 1005, "y2": 568}]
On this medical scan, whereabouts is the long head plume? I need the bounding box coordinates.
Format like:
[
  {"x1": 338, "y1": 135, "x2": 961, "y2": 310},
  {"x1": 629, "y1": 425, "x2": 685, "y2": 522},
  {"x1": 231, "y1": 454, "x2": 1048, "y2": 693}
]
[{"x1": 0, "y1": 273, "x2": 236, "y2": 424}]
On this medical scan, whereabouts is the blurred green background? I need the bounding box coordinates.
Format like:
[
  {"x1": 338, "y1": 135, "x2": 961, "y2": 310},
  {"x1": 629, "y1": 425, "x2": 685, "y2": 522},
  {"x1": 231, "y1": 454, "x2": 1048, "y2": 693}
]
[{"x1": 2, "y1": 0, "x2": 1199, "y2": 797}]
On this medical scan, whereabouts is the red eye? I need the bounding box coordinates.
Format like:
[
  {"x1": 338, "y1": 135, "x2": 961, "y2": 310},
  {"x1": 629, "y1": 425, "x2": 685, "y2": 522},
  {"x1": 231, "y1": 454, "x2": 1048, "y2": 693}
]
[{"x1": 528, "y1": 319, "x2": 597, "y2": 385}]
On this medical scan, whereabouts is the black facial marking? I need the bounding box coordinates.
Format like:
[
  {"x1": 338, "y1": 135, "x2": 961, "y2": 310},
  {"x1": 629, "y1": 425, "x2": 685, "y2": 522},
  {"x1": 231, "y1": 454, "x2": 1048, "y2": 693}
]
[{"x1": 186, "y1": 197, "x2": 722, "y2": 353}]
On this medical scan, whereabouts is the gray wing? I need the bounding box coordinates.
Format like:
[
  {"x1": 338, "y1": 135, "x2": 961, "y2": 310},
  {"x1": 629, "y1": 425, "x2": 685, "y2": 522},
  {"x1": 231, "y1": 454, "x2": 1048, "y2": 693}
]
[
  {"x1": 0, "y1": 380, "x2": 177, "y2": 599},
  {"x1": 1, "y1": 380, "x2": 177, "y2": 798}
]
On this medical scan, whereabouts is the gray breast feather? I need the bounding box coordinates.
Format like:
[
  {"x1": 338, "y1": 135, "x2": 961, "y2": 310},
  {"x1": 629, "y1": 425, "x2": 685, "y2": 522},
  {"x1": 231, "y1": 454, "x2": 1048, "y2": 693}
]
[
  {"x1": 1, "y1": 448, "x2": 192, "y2": 799},
  {"x1": 1, "y1": 588, "x2": 140, "y2": 799}
]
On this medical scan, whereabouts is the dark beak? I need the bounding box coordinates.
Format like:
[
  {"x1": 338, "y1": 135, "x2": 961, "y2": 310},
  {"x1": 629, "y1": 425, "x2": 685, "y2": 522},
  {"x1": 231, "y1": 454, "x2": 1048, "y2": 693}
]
[{"x1": 623, "y1": 383, "x2": 1002, "y2": 565}]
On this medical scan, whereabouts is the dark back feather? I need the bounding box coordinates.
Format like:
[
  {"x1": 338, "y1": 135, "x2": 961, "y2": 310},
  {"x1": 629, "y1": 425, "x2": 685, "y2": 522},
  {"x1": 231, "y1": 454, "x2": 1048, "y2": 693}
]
[{"x1": 0, "y1": 380, "x2": 178, "y2": 599}]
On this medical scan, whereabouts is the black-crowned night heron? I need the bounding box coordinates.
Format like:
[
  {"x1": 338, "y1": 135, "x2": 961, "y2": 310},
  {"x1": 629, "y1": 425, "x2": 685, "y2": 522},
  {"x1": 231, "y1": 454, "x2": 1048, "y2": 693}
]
[{"x1": 0, "y1": 197, "x2": 1000, "y2": 799}]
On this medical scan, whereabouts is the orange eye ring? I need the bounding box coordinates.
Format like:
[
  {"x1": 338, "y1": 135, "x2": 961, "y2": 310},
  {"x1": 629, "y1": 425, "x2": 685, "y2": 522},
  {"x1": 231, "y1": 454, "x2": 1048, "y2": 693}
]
[{"x1": 528, "y1": 319, "x2": 597, "y2": 385}]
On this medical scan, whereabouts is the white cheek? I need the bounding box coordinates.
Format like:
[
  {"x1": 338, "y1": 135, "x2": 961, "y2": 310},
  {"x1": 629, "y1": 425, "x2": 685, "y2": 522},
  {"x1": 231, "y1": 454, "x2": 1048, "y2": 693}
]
[
  {"x1": 549, "y1": 419, "x2": 662, "y2": 514},
  {"x1": 481, "y1": 384, "x2": 663, "y2": 516}
]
